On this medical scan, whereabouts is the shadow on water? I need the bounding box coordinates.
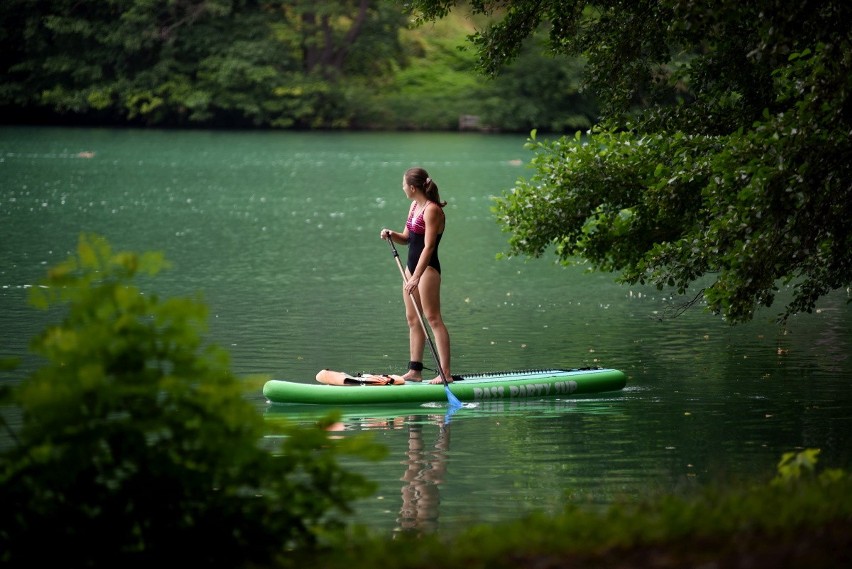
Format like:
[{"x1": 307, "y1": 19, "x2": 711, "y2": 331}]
[
  {"x1": 396, "y1": 418, "x2": 451, "y2": 534},
  {"x1": 264, "y1": 395, "x2": 631, "y2": 534}
]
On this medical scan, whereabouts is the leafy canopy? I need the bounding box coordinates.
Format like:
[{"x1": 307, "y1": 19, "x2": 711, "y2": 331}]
[
  {"x1": 0, "y1": 234, "x2": 384, "y2": 568},
  {"x1": 406, "y1": 0, "x2": 852, "y2": 323},
  {"x1": 0, "y1": 0, "x2": 408, "y2": 127}
]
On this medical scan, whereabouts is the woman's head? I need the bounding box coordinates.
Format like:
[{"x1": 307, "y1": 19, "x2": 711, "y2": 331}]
[{"x1": 404, "y1": 167, "x2": 446, "y2": 207}]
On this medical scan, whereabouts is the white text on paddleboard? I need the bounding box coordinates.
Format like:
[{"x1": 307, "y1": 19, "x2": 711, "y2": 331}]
[{"x1": 473, "y1": 380, "x2": 578, "y2": 400}]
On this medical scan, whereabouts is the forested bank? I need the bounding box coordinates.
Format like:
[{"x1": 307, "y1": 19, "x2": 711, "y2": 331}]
[{"x1": 0, "y1": 0, "x2": 596, "y2": 132}]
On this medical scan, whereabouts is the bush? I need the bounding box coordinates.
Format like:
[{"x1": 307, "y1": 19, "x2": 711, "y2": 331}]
[{"x1": 0, "y1": 234, "x2": 385, "y2": 568}]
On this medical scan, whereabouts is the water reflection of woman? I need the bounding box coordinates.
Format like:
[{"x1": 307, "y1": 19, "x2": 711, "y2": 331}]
[{"x1": 397, "y1": 418, "x2": 451, "y2": 533}]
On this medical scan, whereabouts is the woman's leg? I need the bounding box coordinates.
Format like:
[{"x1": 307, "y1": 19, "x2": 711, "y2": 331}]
[
  {"x1": 418, "y1": 268, "x2": 452, "y2": 383},
  {"x1": 402, "y1": 268, "x2": 425, "y2": 381}
]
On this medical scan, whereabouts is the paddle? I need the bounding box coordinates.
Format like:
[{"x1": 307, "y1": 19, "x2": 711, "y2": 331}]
[{"x1": 385, "y1": 237, "x2": 463, "y2": 409}]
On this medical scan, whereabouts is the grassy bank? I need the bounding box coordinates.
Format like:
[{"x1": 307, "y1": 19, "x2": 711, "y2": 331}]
[{"x1": 298, "y1": 451, "x2": 851, "y2": 569}]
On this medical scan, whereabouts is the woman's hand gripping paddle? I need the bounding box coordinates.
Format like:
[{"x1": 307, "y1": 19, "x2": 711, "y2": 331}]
[{"x1": 385, "y1": 237, "x2": 463, "y2": 410}]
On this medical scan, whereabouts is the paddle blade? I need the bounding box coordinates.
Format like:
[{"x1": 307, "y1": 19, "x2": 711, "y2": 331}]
[
  {"x1": 443, "y1": 402, "x2": 460, "y2": 424},
  {"x1": 445, "y1": 386, "x2": 463, "y2": 409}
]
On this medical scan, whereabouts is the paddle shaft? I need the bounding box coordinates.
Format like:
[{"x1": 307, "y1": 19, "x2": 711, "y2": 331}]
[{"x1": 385, "y1": 237, "x2": 451, "y2": 388}]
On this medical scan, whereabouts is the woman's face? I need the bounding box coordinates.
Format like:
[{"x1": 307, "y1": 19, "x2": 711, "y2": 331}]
[{"x1": 402, "y1": 175, "x2": 412, "y2": 197}]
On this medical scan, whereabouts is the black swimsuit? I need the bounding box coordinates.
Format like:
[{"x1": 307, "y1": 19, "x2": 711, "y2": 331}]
[{"x1": 406, "y1": 202, "x2": 443, "y2": 274}]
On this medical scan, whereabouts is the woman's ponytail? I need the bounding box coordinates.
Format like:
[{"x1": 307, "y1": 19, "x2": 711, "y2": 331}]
[{"x1": 406, "y1": 167, "x2": 446, "y2": 207}]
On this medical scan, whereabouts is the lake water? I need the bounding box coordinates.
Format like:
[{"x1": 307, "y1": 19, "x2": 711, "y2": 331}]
[{"x1": 2, "y1": 126, "x2": 850, "y2": 536}]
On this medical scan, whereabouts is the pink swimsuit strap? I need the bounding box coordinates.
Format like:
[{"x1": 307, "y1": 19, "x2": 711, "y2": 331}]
[{"x1": 406, "y1": 201, "x2": 429, "y2": 234}]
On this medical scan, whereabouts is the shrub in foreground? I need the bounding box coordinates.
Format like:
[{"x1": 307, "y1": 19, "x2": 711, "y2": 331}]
[{"x1": 0, "y1": 234, "x2": 384, "y2": 568}]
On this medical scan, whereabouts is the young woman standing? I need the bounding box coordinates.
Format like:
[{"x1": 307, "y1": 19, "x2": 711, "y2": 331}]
[{"x1": 380, "y1": 167, "x2": 453, "y2": 384}]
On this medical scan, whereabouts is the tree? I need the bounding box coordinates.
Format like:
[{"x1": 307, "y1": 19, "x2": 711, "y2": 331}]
[
  {"x1": 0, "y1": 0, "x2": 407, "y2": 128},
  {"x1": 0, "y1": 0, "x2": 296, "y2": 125},
  {"x1": 278, "y1": 0, "x2": 409, "y2": 128},
  {"x1": 291, "y1": 0, "x2": 405, "y2": 79},
  {"x1": 0, "y1": 234, "x2": 384, "y2": 568},
  {"x1": 479, "y1": 33, "x2": 597, "y2": 132},
  {"x1": 405, "y1": 0, "x2": 852, "y2": 323}
]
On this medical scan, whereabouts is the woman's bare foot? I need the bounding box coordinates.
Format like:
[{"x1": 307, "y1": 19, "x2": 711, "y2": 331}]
[
  {"x1": 429, "y1": 375, "x2": 452, "y2": 384},
  {"x1": 402, "y1": 371, "x2": 423, "y2": 382}
]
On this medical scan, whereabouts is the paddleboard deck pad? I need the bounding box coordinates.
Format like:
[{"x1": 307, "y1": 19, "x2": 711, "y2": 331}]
[{"x1": 264, "y1": 367, "x2": 626, "y2": 406}]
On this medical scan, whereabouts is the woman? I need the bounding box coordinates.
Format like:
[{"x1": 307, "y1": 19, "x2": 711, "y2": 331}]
[{"x1": 380, "y1": 167, "x2": 453, "y2": 384}]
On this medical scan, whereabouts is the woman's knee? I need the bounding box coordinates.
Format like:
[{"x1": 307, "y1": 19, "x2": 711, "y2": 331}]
[
  {"x1": 405, "y1": 311, "x2": 422, "y2": 328},
  {"x1": 423, "y1": 311, "x2": 444, "y2": 329}
]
